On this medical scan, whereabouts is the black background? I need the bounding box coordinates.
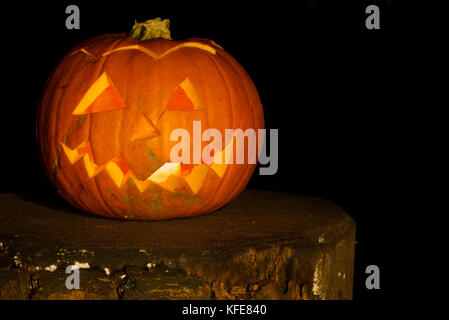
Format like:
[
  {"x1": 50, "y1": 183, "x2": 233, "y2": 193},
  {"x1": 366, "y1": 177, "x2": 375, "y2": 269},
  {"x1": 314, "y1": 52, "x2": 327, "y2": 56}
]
[{"x1": 1, "y1": 0, "x2": 411, "y2": 304}]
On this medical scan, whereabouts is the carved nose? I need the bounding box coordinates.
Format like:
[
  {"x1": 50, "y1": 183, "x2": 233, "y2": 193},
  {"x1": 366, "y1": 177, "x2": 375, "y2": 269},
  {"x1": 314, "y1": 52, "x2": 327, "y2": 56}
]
[{"x1": 131, "y1": 114, "x2": 160, "y2": 141}]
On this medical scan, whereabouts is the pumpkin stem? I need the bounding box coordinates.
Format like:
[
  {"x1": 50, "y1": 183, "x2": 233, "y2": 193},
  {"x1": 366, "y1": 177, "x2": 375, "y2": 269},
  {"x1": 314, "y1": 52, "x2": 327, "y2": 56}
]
[{"x1": 128, "y1": 18, "x2": 172, "y2": 41}]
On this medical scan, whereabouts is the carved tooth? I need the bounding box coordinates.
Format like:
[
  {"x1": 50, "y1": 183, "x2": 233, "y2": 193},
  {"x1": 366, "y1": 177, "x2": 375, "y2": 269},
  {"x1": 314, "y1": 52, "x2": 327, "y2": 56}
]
[
  {"x1": 148, "y1": 163, "x2": 181, "y2": 184},
  {"x1": 184, "y1": 164, "x2": 209, "y2": 194},
  {"x1": 83, "y1": 153, "x2": 104, "y2": 178},
  {"x1": 210, "y1": 138, "x2": 234, "y2": 178},
  {"x1": 61, "y1": 141, "x2": 86, "y2": 164}
]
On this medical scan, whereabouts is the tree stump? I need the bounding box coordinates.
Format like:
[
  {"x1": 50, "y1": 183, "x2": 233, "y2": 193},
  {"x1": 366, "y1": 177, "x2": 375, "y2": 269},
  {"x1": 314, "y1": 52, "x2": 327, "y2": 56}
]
[{"x1": 0, "y1": 189, "x2": 355, "y2": 300}]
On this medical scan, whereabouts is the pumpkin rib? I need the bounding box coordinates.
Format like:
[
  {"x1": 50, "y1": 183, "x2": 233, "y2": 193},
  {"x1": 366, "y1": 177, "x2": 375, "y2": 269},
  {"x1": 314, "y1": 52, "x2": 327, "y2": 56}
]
[
  {"x1": 184, "y1": 52, "x2": 224, "y2": 212},
  {"x1": 197, "y1": 53, "x2": 236, "y2": 211},
  {"x1": 93, "y1": 172, "x2": 119, "y2": 218},
  {"x1": 216, "y1": 50, "x2": 262, "y2": 120},
  {"x1": 187, "y1": 49, "x2": 213, "y2": 164},
  {"x1": 202, "y1": 52, "x2": 258, "y2": 212},
  {"x1": 208, "y1": 53, "x2": 235, "y2": 129},
  {"x1": 222, "y1": 120, "x2": 260, "y2": 204},
  {"x1": 209, "y1": 53, "x2": 261, "y2": 209},
  {"x1": 225, "y1": 105, "x2": 257, "y2": 206},
  {"x1": 51, "y1": 55, "x2": 76, "y2": 174},
  {"x1": 52, "y1": 53, "x2": 88, "y2": 193}
]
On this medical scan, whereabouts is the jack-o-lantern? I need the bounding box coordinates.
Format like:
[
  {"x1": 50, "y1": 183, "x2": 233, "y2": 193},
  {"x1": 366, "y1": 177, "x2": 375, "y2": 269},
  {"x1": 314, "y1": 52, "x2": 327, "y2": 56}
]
[{"x1": 37, "y1": 18, "x2": 264, "y2": 220}]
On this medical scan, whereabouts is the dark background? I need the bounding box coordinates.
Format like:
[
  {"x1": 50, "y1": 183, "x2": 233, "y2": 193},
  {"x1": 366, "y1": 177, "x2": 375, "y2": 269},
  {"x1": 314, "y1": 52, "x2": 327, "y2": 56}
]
[{"x1": 1, "y1": 0, "x2": 410, "y2": 302}]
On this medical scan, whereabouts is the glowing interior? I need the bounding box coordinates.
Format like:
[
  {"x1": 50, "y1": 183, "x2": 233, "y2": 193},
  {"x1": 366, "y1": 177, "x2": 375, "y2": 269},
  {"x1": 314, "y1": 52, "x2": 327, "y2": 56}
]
[
  {"x1": 72, "y1": 72, "x2": 128, "y2": 115},
  {"x1": 60, "y1": 139, "x2": 232, "y2": 194},
  {"x1": 71, "y1": 42, "x2": 217, "y2": 63},
  {"x1": 101, "y1": 42, "x2": 216, "y2": 60}
]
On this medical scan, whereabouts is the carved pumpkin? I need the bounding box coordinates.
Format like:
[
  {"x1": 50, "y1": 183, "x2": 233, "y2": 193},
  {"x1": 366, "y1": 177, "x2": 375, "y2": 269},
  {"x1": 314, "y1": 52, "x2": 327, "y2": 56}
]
[{"x1": 37, "y1": 18, "x2": 264, "y2": 220}]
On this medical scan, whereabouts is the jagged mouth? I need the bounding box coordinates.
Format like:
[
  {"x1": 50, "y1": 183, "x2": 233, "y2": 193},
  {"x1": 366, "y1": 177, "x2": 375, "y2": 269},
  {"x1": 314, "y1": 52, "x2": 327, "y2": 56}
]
[{"x1": 60, "y1": 139, "x2": 233, "y2": 194}]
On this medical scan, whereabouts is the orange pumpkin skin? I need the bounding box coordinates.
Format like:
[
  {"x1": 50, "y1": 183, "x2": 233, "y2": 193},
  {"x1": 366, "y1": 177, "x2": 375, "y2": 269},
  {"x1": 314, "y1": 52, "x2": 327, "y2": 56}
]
[{"x1": 37, "y1": 31, "x2": 264, "y2": 220}]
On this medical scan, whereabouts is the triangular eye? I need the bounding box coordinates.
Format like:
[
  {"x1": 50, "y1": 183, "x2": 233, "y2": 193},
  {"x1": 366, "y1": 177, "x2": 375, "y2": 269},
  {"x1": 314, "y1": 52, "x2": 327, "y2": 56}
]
[
  {"x1": 73, "y1": 72, "x2": 128, "y2": 115},
  {"x1": 166, "y1": 86, "x2": 195, "y2": 111},
  {"x1": 166, "y1": 78, "x2": 203, "y2": 111}
]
